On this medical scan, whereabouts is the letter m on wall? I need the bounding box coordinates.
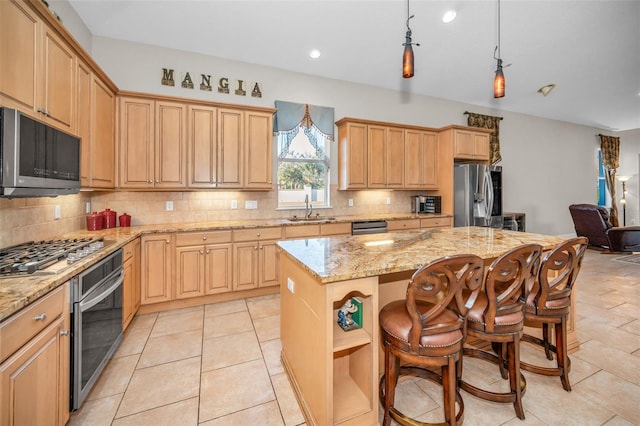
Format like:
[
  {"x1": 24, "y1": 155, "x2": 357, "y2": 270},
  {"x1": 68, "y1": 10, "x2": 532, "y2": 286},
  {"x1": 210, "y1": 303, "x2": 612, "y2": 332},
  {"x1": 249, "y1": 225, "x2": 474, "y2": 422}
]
[{"x1": 162, "y1": 68, "x2": 175, "y2": 86}]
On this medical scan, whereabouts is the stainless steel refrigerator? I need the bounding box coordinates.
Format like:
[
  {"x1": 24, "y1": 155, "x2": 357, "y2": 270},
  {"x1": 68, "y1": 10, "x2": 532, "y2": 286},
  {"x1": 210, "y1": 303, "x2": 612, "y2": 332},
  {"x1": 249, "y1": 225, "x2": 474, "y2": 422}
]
[{"x1": 454, "y1": 164, "x2": 503, "y2": 228}]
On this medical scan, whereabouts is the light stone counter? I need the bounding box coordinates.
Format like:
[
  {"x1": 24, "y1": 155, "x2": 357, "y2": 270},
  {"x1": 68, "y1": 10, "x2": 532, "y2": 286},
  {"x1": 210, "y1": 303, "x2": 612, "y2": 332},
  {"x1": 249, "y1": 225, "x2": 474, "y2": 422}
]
[
  {"x1": 276, "y1": 226, "x2": 567, "y2": 284},
  {"x1": 0, "y1": 213, "x2": 449, "y2": 321}
]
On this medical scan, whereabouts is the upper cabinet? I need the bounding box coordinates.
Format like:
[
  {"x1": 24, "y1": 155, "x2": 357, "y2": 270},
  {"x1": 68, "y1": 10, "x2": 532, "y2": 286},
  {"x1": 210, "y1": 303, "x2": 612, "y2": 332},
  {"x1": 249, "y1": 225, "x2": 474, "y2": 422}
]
[
  {"x1": 78, "y1": 60, "x2": 116, "y2": 188},
  {"x1": 404, "y1": 129, "x2": 438, "y2": 189},
  {"x1": 0, "y1": 0, "x2": 76, "y2": 133},
  {"x1": 244, "y1": 110, "x2": 274, "y2": 189},
  {"x1": 118, "y1": 96, "x2": 187, "y2": 189},
  {"x1": 337, "y1": 118, "x2": 438, "y2": 190},
  {"x1": 440, "y1": 126, "x2": 491, "y2": 162}
]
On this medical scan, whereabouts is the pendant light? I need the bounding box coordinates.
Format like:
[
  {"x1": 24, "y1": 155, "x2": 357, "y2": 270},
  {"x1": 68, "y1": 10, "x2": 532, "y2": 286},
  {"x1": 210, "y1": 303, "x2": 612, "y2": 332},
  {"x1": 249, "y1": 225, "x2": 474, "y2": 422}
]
[
  {"x1": 493, "y1": 0, "x2": 505, "y2": 98},
  {"x1": 402, "y1": 0, "x2": 419, "y2": 78}
]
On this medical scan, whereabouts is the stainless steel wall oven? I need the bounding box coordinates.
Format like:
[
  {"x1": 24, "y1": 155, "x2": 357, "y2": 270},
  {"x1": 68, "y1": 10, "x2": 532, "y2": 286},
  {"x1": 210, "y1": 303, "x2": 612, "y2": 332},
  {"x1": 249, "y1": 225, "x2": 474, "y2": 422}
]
[{"x1": 70, "y1": 248, "x2": 123, "y2": 410}]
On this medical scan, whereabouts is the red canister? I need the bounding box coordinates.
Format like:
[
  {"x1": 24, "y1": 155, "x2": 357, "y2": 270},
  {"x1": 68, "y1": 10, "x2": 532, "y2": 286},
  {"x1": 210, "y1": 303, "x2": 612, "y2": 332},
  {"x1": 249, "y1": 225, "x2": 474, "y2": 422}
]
[
  {"x1": 119, "y1": 213, "x2": 131, "y2": 227},
  {"x1": 86, "y1": 212, "x2": 104, "y2": 231},
  {"x1": 102, "y1": 209, "x2": 117, "y2": 228}
]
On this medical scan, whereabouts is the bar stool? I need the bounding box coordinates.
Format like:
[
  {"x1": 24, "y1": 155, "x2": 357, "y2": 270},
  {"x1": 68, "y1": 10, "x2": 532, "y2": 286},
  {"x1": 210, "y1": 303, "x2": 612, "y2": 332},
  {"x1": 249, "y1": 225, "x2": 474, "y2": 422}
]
[
  {"x1": 458, "y1": 244, "x2": 542, "y2": 419},
  {"x1": 520, "y1": 237, "x2": 588, "y2": 391},
  {"x1": 379, "y1": 254, "x2": 484, "y2": 426}
]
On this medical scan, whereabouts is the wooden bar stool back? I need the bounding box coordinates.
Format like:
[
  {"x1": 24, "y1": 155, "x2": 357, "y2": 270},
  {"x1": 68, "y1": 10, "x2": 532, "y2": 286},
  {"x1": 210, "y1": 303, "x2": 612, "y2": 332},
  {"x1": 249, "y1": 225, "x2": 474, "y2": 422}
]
[
  {"x1": 520, "y1": 237, "x2": 588, "y2": 391},
  {"x1": 379, "y1": 254, "x2": 484, "y2": 426},
  {"x1": 459, "y1": 243, "x2": 543, "y2": 419}
]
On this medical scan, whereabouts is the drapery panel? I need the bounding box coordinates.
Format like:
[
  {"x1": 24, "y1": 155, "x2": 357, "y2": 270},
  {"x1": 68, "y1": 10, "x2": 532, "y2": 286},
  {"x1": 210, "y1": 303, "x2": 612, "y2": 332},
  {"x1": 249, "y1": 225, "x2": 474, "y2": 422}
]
[
  {"x1": 465, "y1": 111, "x2": 503, "y2": 165},
  {"x1": 599, "y1": 134, "x2": 621, "y2": 227},
  {"x1": 274, "y1": 101, "x2": 334, "y2": 158}
]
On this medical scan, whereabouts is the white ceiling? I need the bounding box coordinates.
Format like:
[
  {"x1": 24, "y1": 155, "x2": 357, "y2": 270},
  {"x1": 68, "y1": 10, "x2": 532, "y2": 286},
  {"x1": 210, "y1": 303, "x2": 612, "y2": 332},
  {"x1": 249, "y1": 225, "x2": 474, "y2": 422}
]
[{"x1": 67, "y1": 0, "x2": 640, "y2": 131}]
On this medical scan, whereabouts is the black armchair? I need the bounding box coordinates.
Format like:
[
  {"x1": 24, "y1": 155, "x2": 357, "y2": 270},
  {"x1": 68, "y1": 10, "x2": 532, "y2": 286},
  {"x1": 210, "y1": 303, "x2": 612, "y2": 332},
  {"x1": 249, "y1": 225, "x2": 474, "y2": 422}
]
[{"x1": 569, "y1": 204, "x2": 640, "y2": 252}]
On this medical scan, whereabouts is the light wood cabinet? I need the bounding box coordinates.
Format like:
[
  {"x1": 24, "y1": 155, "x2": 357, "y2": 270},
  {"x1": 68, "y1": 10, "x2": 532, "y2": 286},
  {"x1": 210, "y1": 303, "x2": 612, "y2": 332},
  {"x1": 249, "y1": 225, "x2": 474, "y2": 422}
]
[
  {"x1": 141, "y1": 234, "x2": 174, "y2": 305},
  {"x1": 0, "y1": 0, "x2": 76, "y2": 133},
  {"x1": 404, "y1": 129, "x2": 438, "y2": 189},
  {"x1": 119, "y1": 97, "x2": 187, "y2": 188},
  {"x1": 217, "y1": 108, "x2": 244, "y2": 188},
  {"x1": 244, "y1": 110, "x2": 274, "y2": 189},
  {"x1": 175, "y1": 231, "x2": 233, "y2": 299},
  {"x1": 449, "y1": 127, "x2": 491, "y2": 161},
  {"x1": 0, "y1": 283, "x2": 70, "y2": 426},
  {"x1": 188, "y1": 105, "x2": 218, "y2": 188},
  {"x1": 368, "y1": 125, "x2": 404, "y2": 188},
  {"x1": 387, "y1": 218, "x2": 421, "y2": 231},
  {"x1": 280, "y1": 255, "x2": 378, "y2": 425},
  {"x1": 338, "y1": 121, "x2": 367, "y2": 190},
  {"x1": 338, "y1": 118, "x2": 439, "y2": 190},
  {"x1": 421, "y1": 216, "x2": 452, "y2": 228},
  {"x1": 233, "y1": 227, "x2": 282, "y2": 291},
  {"x1": 78, "y1": 60, "x2": 115, "y2": 188},
  {"x1": 123, "y1": 238, "x2": 141, "y2": 330}
]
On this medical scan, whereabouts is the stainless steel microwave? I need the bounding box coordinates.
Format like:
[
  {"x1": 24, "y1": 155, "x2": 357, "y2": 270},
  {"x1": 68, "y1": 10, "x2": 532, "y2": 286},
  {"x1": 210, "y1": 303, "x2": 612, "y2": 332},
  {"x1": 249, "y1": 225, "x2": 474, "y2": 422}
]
[{"x1": 0, "y1": 107, "x2": 80, "y2": 198}]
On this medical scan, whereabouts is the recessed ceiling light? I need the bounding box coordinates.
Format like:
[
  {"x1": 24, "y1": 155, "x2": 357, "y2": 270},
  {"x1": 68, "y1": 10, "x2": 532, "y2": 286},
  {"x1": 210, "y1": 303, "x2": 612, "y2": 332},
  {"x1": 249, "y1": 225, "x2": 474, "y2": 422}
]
[
  {"x1": 309, "y1": 49, "x2": 321, "y2": 59},
  {"x1": 442, "y1": 10, "x2": 457, "y2": 23}
]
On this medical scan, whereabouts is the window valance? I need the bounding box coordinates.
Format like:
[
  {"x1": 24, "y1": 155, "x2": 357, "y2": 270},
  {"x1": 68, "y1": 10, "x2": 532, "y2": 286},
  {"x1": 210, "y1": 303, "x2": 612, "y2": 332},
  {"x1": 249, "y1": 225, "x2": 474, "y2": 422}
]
[{"x1": 274, "y1": 100, "x2": 334, "y2": 159}]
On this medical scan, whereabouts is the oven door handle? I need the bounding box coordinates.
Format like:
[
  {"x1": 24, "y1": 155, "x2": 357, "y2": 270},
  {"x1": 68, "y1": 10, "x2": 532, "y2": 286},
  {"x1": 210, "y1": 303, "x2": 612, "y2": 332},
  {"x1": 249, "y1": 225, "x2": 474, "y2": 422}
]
[{"x1": 79, "y1": 269, "x2": 124, "y2": 312}]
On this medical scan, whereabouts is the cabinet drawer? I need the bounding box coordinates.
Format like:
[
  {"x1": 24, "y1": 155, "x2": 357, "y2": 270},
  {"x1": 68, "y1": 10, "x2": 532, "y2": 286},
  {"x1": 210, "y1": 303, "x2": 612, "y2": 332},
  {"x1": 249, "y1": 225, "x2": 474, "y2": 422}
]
[
  {"x1": 421, "y1": 217, "x2": 452, "y2": 228},
  {"x1": 234, "y1": 227, "x2": 282, "y2": 242},
  {"x1": 0, "y1": 285, "x2": 65, "y2": 363},
  {"x1": 284, "y1": 225, "x2": 319, "y2": 239},
  {"x1": 320, "y1": 222, "x2": 352, "y2": 236},
  {"x1": 176, "y1": 230, "x2": 232, "y2": 246},
  {"x1": 387, "y1": 219, "x2": 421, "y2": 231}
]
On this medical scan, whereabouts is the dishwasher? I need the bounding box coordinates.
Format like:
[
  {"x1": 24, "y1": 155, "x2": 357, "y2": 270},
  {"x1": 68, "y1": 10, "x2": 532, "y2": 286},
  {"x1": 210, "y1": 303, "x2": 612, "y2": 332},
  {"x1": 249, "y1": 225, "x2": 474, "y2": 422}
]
[{"x1": 351, "y1": 220, "x2": 388, "y2": 235}]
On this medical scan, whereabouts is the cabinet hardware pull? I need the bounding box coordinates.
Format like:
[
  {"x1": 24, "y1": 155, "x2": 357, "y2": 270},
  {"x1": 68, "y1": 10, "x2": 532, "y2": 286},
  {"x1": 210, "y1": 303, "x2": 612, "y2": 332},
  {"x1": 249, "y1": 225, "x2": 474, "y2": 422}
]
[
  {"x1": 203, "y1": 236, "x2": 207, "y2": 240},
  {"x1": 60, "y1": 330, "x2": 70, "y2": 336},
  {"x1": 206, "y1": 250, "x2": 210, "y2": 254},
  {"x1": 200, "y1": 250, "x2": 204, "y2": 254},
  {"x1": 34, "y1": 313, "x2": 47, "y2": 321},
  {"x1": 259, "y1": 246, "x2": 264, "y2": 250},
  {"x1": 165, "y1": 240, "x2": 170, "y2": 244},
  {"x1": 257, "y1": 233, "x2": 261, "y2": 237},
  {"x1": 254, "y1": 246, "x2": 258, "y2": 250},
  {"x1": 148, "y1": 180, "x2": 153, "y2": 183}
]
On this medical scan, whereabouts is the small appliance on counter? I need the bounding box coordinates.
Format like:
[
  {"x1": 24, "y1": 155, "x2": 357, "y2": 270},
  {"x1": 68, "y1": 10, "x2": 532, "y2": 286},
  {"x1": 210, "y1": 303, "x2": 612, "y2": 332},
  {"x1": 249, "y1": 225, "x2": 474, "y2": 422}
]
[{"x1": 411, "y1": 195, "x2": 442, "y2": 214}]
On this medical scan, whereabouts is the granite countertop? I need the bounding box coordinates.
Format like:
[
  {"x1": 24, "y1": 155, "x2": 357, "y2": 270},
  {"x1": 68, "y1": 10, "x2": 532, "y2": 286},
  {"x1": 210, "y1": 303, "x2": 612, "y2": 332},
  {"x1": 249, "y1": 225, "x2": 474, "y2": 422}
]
[
  {"x1": 277, "y1": 226, "x2": 567, "y2": 284},
  {"x1": 0, "y1": 213, "x2": 449, "y2": 321}
]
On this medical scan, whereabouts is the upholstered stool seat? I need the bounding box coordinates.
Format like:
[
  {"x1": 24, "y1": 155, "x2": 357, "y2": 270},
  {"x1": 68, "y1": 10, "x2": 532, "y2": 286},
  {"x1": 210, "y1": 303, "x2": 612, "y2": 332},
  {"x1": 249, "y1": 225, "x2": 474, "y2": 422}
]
[
  {"x1": 520, "y1": 237, "x2": 588, "y2": 392},
  {"x1": 379, "y1": 254, "x2": 484, "y2": 426},
  {"x1": 458, "y1": 244, "x2": 542, "y2": 420}
]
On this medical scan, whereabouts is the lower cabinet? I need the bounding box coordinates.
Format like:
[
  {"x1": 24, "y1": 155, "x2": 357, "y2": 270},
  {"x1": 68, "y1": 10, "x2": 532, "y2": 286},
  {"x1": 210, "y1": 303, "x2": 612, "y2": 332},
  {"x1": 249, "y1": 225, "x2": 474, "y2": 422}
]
[
  {"x1": 0, "y1": 284, "x2": 70, "y2": 426},
  {"x1": 122, "y1": 238, "x2": 141, "y2": 330},
  {"x1": 233, "y1": 227, "x2": 282, "y2": 291},
  {"x1": 175, "y1": 231, "x2": 233, "y2": 299},
  {"x1": 141, "y1": 233, "x2": 173, "y2": 305}
]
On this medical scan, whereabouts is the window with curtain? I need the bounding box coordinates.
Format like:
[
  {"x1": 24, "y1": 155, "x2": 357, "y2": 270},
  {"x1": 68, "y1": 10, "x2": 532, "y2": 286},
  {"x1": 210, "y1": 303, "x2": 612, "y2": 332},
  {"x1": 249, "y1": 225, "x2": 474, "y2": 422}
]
[
  {"x1": 274, "y1": 101, "x2": 333, "y2": 208},
  {"x1": 597, "y1": 150, "x2": 607, "y2": 207}
]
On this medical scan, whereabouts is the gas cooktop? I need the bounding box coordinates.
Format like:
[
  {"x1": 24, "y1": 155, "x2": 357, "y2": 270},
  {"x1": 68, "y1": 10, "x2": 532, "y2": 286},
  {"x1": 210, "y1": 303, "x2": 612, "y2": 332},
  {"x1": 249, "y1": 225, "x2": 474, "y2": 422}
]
[{"x1": 0, "y1": 237, "x2": 107, "y2": 276}]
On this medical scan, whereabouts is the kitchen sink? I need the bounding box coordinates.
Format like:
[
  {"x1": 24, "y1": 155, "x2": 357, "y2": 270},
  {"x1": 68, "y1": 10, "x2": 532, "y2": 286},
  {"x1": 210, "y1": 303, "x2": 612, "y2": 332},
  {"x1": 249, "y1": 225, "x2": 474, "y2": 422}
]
[{"x1": 286, "y1": 216, "x2": 337, "y2": 222}]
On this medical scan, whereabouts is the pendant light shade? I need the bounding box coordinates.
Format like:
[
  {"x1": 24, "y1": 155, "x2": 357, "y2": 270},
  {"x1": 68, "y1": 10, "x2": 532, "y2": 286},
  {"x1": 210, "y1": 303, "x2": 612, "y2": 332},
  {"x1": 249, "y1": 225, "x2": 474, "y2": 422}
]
[
  {"x1": 402, "y1": 0, "x2": 419, "y2": 79},
  {"x1": 493, "y1": 0, "x2": 506, "y2": 98},
  {"x1": 494, "y1": 58, "x2": 505, "y2": 98},
  {"x1": 403, "y1": 30, "x2": 415, "y2": 78}
]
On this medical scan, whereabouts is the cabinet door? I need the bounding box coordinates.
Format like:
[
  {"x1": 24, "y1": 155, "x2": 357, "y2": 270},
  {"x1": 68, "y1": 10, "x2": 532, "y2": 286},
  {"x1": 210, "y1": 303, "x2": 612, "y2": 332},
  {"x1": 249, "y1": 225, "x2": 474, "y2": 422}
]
[
  {"x1": 367, "y1": 125, "x2": 386, "y2": 188},
  {"x1": 119, "y1": 97, "x2": 155, "y2": 188},
  {"x1": 133, "y1": 238, "x2": 141, "y2": 312},
  {"x1": 175, "y1": 246, "x2": 205, "y2": 299},
  {"x1": 473, "y1": 132, "x2": 490, "y2": 161},
  {"x1": 0, "y1": 0, "x2": 39, "y2": 113},
  {"x1": 234, "y1": 242, "x2": 258, "y2": 291},
  {"x1": 90, "y1": 77, "x2": 116, "y2": 188},
  {"x1": 122, "y1": 256, "x2": 135, "y2": 330},
  {"x1": 421, "y1": 132, "x2": 438, "y2": 188},
  {"x1": 141, "y1": 234, "x2": 173, "y2": 304},
  {"x1": 386, "y1": 127, "x2": 405, "y2": 188},
  {"x1": 188, "y1": 105, "x2": 218, "y2": 188},
  {"x1": 41, "y1": 26, "x2": 75, "y2": 132},
  {"x1": 258, "y1": 240, "x2": 279, "y2": 288},
  {"x1": 338, "y1": 122, "x2": 367, "y2": 189},
  {"x1": 245, "y1": 111, "x2": 273, "y2": 189},
  {"x1": 454, "y1": 129, "x2": 475, "y2": 159},
  {"x1": 217, "y1": 108, "x2": 243, "y2": 188},
  {"x1": 205, "y1": 243, "x2": 233, "y2": 294},
  {"x1": 155, "y1": 101, "x2": 187, "y2": 188},
  {"x1": 0, "y1": 317, "x2": 63, "y2": 426},
  {"x1": 77, "y1": 61, "x2": 92, "y2": 187}
]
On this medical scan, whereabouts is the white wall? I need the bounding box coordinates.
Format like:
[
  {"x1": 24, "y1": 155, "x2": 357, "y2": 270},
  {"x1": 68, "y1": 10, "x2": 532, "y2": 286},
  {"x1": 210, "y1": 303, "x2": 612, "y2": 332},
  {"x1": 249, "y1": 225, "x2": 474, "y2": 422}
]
[
  {"x1": 47, "y1": 0, "x2": 92, "y2": 53},
  {"x1": 88, "y1": 36, "x2": 637, "y2": 236}
]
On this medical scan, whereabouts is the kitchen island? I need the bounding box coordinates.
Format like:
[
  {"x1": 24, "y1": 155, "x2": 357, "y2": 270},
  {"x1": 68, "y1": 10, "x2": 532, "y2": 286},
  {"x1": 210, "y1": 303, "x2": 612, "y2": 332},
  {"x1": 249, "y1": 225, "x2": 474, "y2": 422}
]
[{"x1": 277, "y1": 226, "x2": 570, "y2": 426}]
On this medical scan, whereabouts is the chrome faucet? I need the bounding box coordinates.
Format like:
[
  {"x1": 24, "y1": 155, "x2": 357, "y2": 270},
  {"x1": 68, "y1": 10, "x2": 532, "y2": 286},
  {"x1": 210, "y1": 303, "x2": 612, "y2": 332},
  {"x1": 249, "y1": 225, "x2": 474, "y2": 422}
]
[{"x1": 305, "y1": 194, "x2": 313, "y2": 219}]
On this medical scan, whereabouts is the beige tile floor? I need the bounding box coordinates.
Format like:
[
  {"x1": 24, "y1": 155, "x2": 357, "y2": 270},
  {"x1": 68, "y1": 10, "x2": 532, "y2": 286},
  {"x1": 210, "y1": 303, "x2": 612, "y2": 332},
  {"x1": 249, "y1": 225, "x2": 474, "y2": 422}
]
[{"x1": 69, "y1": 249, "x2": 639, "y2": 425}]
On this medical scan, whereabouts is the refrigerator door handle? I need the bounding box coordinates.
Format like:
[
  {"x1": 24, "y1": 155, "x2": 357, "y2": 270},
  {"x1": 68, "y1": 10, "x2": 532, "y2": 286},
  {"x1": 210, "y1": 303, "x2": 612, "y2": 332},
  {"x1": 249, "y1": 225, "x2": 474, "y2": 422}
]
[{"x1": 485, "y1": 169, "x2": 494, "y2": 221}]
